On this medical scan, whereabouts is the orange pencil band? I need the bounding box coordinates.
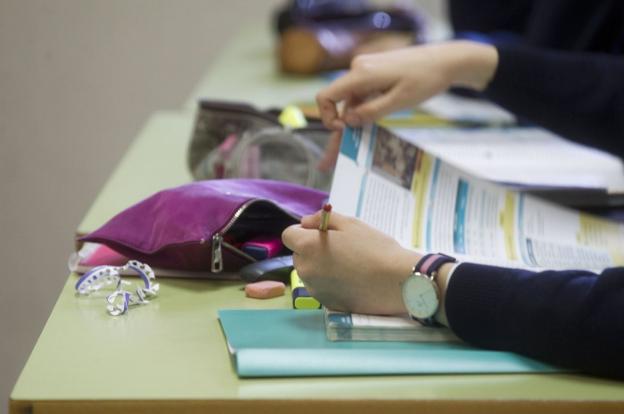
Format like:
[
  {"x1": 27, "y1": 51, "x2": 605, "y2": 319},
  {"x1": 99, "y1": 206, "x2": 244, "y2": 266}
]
[{"x1": 319, "y1": 203, "x2": 332, "y2": 232}]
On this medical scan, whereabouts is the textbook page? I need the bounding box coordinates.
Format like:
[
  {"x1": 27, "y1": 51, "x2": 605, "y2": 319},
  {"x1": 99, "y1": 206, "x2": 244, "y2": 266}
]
[
  {"x1": 392, "y1": 127, "x2": 624, "y2": 193},
  {"x1": 329, "y1": 126, "x2": 624, "y2": 271},
  {"x1": 418, "y1": 93, "x2": 516, "y2": 125}
]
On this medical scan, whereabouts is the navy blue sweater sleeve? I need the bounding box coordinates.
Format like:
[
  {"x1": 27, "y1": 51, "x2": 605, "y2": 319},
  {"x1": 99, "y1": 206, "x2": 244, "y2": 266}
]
[
  {"x1": 484, "y1": 44, "x2": 624, "y2": 156},
  {"x1": 448, "y1": 0, "x2": 531, "y2": 35},
  {"x1": 445, "y1": 263, "x2": 624, "y2": 378}
]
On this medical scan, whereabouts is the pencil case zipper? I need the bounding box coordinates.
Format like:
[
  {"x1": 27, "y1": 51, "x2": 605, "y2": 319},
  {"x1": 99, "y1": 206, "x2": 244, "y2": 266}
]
[{"x1": 210, "y1": 199, "x2": 299, "y2": 273}]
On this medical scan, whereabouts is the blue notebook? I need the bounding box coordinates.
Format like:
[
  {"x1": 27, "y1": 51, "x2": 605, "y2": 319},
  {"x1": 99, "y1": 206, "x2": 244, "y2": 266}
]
[{"x1": 218, "y1": 309, "x2": 563, "y2": 377}]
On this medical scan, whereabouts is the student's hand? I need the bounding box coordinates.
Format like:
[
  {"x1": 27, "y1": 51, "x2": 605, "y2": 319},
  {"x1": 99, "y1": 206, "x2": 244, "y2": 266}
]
[
  {"x1": 282, "y1": 210, "x2": 421, "y2": 315},
  {"x1": 315, "y1": 40, "x2": 498, "y2": 167}
]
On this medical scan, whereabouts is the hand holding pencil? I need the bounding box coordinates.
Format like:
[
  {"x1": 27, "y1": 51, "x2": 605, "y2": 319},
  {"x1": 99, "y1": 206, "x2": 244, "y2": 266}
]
[
  {"x1": 286, "y1": 203, "x2": 330, "y2": 310},
  {"x1": 282, "y1": 208, "x2": 419, "y2": 315}
]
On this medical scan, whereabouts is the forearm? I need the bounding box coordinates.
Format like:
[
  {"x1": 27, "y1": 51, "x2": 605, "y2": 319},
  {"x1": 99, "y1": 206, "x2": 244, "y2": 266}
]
[
  {"x1": 443, "y1": 263, "x2": 624, "y2": 378},
  {"x1": 443, "y1": 42, "x2": 624, "y2": 156},
  {"x1": 484, "y1": 44, "x2": 624, "y2": 156},
  {"x1": 443, "y1": 41, "x2": 499, "y2": 91},
  {"x1": 432, "y1": 261, "x2": 456, "y2": 327}
]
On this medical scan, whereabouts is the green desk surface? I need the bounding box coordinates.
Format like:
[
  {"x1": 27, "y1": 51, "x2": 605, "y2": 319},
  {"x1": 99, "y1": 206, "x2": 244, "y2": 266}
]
[{"x1": 10, "y1": 275, "x2": 624, "y2": 413}]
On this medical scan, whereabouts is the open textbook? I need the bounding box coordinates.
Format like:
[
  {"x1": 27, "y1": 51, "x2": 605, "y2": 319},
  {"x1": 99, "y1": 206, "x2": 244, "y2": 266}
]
[
  {"x1": 380, "y1": 93, "x2": 624, "y2": 202},
  {"x1": 391, "y1": 126, "x2": 624, "y2": 196},
  {"x1": 329, "y1": 125, "x2": 624, "y2": 272}
]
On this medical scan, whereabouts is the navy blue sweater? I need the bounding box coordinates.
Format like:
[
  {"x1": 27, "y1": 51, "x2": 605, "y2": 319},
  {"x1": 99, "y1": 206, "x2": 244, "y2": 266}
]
[
  {"x1": 447, "y1": 264, "x2": 624, "y2": 378},
  {"x1": 445, "y1": 1, "x2": 624, "y2": 378},
  {"x1": 451, "y1": 0, "x2": 624, "y2": 156}
]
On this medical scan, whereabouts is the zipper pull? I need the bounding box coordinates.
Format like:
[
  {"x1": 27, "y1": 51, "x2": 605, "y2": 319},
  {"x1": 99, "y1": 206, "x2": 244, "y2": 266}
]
[{"x1": 211, "y1": 233, "x2": 223, "y2": 273}]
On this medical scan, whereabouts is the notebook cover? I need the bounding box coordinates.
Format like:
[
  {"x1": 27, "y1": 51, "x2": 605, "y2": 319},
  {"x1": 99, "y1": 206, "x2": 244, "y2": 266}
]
[{"x1": 218, "y1": 309, "x2": 564, "y2": 377}]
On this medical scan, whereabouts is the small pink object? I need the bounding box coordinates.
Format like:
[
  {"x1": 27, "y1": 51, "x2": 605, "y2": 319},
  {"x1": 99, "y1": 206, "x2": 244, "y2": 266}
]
[
  {"x1": 245, "y1": 280, "x2": 286, "y2": 299},
  {"x1": 80, "y1": 244, "x2": 128, "y2": 267}
]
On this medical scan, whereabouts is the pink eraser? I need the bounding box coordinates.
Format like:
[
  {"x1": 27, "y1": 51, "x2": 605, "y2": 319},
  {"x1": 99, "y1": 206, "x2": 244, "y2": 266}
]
[
  {"x1": 81, "y1": 244, "x2": 128, "y2": 267},
  {"x1": 241, "y1": 236, "x2": 284, "y2": 260},
  {"x1": 245, "y1": 280, "x2": 286, "y2": 299}
]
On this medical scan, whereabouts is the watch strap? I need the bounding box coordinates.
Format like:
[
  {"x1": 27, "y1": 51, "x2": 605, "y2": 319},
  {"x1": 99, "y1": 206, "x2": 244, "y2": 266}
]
[{"x1": 414, "y1": 253, "x2": 457, "y2": 276}]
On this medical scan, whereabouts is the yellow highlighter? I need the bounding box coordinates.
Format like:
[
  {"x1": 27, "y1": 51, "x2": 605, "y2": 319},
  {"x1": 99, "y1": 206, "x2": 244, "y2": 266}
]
[{"x1": 290, "y1": 269, "x2": 321, "y2": 309}]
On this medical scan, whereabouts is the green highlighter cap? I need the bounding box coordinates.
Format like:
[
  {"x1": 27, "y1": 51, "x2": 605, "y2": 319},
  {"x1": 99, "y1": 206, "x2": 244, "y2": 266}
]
[{"x1": 290, "y1": 269, "x2": 321, "y2": 309}]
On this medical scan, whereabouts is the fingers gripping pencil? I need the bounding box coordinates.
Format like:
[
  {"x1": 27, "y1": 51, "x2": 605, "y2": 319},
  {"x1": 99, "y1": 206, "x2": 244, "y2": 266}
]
[{"x1": 291, "y1": 204, "x2": 331, "y2": 309}]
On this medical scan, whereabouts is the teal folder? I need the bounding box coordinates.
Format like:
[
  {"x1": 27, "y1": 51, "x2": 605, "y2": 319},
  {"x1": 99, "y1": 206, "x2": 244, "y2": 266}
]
[{"x1": 218, "y1": 309, "x2": 564, "y2": 378}]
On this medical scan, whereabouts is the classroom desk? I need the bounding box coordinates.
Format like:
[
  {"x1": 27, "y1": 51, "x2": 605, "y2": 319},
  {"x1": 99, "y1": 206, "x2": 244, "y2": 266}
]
[
  {"x1": 10, "y1": 109, "x2": 624, "y2": 414},
  {"x1": 11, "y1": 24, "x2": 624, "y2": 414}
]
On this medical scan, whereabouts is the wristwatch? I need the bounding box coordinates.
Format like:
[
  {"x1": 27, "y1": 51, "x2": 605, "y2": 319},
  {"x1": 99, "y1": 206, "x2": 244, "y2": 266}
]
[{"x1": 401, "y1": 253, "x2": 456, "y2": 326}]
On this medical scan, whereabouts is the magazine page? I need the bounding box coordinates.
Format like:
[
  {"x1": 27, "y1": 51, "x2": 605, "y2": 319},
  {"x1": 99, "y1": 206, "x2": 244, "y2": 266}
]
[{"x1": 329, "y1": 126, "x2": 624, "y2": 271}]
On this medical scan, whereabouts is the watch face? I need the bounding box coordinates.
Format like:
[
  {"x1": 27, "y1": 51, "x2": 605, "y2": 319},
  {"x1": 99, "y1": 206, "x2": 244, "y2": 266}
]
[{"x1": 402, "y1": 274, "x2": 439, "y2": 319}]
